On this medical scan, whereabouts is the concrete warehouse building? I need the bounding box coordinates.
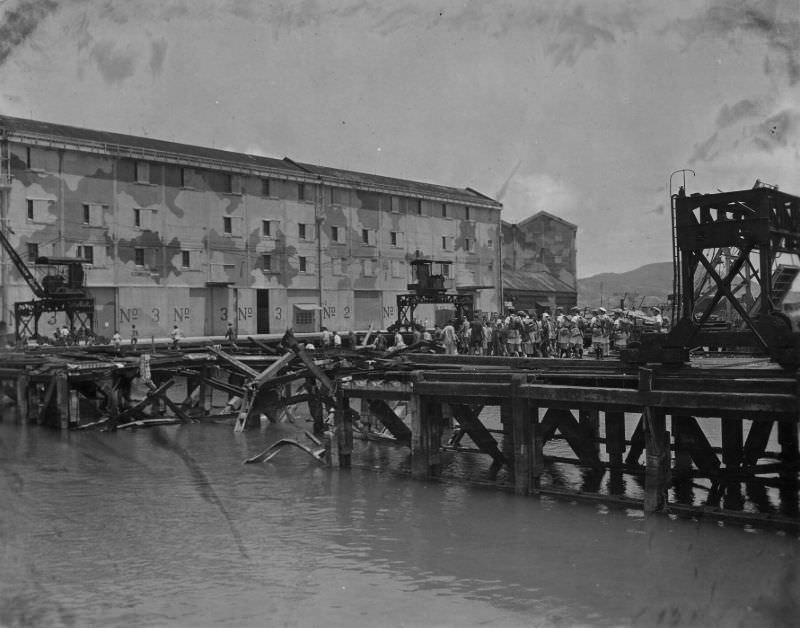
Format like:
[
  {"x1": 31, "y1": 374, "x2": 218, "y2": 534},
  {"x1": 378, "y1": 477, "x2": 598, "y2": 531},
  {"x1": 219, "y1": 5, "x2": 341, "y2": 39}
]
[
  {"x1": 501, "y1": 212, "x2": 578, "y2": 313},
  {"x1": 0, "y1": 115, "x2": 503, "y2": 338}
]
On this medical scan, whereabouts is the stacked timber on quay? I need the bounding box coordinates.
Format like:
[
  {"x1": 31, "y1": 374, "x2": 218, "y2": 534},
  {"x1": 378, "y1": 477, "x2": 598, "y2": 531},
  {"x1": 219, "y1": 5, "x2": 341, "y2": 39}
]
[{"x1": 0, "y1": 340, "x2": 798, "y2": 530}]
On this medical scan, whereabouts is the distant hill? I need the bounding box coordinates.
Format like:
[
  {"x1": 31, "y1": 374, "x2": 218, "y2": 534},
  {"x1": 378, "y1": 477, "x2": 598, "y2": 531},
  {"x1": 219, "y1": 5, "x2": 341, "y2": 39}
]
[{"x1": 578, "y1": 262, "x2": 673, "y2": 309}]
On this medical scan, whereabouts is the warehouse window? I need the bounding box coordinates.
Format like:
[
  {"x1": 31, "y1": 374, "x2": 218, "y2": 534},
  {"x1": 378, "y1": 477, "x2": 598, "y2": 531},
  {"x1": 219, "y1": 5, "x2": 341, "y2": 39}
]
[
  {"x1": 27, "y1": 243, "x2": 38, "y2": 261},
  {"x1": 134, "y1": 248, "x2": 145, "y2": 266},
  {"x1": 331, "y1": 225, "x2": 346, "y2": 244},
  {"x1": 134, "y1": 208, "x2": 141, "y2": 228},
  {"x1": 465, "y1": 206, "x2": 471, "y2": 220},
  {"x1": 180, "y1": 167, "x2": 194, "y2": 188},
  {"x1": 135, "y1": 161, "x2": 150, "y2": 184},
  {"x1": 487, "y1": 239, "x2": 494, "y2": 249},
  {"x1": 262, "y1": 178, "x2": 271, "y2": 197},
  {"x1": 295, "y1": 308, "x2": 314, "y2": 326},
  {"x1": 298, "y1": 256, "x2": 307, "y2": 272},
  {"x1": 82, "y1": 204, "x2": 91, "y2": 224},
  {"x1": 416, "y1": 199, "x2": 423, "y2": 215},
  {"x1": 223, "y1": 216, "x2": 232, "y2": 234},
  {"x1": 220, "y1": 173, "x2": 243, "y2": 194},
  {"x1": 77, "y1": 245, "x2": 94, "y2": 264},
  {"x1": 298, "y1": 183, "x2": 306, "y2": 201},
  {"x1": 441, "y1": 236, "x2": 449, "y2": 250},
  {"x1": 262, "y1": 220, "x2": 272, "y2": 237},
  {"x1": 441, "y1": 203, "x2": 447, "y2": 218},
  {"x1": 391, "y1": 259, "x2": 404, "y2": 277},
  {"x1": 26, "y1": 199, "x2": 34, "y2": 220},
  {"x1": 181, "y1": 251, "x2": 190, "y2": 268},
  {"x1": 262, "y1": 254, "x2": 272, "y2": 272},
  {"x1": 299, "y1": 223, "x2": 308, "y2": 240},
  {"x1": 362, "y1": 259, "x2": 377, "y2": 277},
  {"x1": 464, "y1": 237, "x2": 474, "y2": 252}
]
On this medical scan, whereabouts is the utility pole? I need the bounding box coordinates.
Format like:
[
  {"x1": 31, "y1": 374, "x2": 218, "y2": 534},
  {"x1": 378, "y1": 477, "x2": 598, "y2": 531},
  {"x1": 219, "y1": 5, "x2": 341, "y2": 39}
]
[{"x1": 668, "y1": 169, "x2": 695, "y2": 326}]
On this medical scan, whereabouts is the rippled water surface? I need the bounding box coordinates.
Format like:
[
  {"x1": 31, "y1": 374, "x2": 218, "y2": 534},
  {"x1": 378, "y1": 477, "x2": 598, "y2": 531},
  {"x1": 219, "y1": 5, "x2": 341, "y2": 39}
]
[{"x1": 0, "y1": 414, "x2": 798, "y2": 627}]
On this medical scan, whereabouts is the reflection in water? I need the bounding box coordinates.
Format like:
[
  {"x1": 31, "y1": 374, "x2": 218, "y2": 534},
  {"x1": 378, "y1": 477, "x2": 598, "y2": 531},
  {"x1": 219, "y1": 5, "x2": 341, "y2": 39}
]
[{"x1": 0, "y1": 417, "x2": 798, "y2": 627}]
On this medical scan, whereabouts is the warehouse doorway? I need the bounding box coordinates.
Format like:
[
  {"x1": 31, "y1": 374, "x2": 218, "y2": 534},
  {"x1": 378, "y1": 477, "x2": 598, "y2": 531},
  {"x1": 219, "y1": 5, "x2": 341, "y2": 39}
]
[{"x1": 256, "y1": 289, "x2": 270, "y2": 334}]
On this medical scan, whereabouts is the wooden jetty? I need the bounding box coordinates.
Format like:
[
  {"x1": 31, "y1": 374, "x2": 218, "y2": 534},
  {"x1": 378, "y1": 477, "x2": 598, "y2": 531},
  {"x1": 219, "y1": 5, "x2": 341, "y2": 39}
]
[{"x1": 1, "y1": 338, "x2": 798, "y2": 530}]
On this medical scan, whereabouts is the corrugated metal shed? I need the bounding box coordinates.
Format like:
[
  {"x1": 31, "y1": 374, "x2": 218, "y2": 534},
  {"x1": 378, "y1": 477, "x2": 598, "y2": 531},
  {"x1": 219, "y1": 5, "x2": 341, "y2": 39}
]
[{"x1": 503, "y1": 268, "x2": 575, "y2": 294}]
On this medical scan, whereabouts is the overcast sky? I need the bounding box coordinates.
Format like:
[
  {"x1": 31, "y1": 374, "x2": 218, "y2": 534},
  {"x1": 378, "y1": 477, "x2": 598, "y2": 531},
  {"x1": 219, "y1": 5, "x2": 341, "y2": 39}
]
[{"x1": 1, "y1": 0, "x2": 798, "y2": 276}]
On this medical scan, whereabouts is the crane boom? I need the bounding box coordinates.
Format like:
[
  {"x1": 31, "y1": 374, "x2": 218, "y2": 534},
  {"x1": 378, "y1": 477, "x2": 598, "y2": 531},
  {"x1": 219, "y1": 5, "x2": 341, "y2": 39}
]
[{"x1": 0, "y1": 226, "x2": 45, "y2": 298}]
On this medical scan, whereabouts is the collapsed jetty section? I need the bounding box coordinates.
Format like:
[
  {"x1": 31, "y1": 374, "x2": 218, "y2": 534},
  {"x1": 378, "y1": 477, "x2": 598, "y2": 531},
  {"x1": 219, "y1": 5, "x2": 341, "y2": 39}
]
[{"x1": 0, "y1": 337, "x2": 798, "y2": 530}]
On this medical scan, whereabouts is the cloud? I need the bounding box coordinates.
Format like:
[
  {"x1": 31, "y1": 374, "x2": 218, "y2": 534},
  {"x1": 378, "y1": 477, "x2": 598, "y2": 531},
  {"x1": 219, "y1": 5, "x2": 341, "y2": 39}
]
[
  {"x1": 689, "y1": 131, "x2": 721, "y2": 164},
  {"x1": 545, "y1": 5, "x2": 618, "y2": 67},
  {"x1": 89, "y1": 39, "x2": 136, "y2": 84},
  {"x1": 755, "y1": 108, "x2": 800, "y2": 151},
  {"x1": 673, "y1": 0, "x2": 800, "y2": 85},
  {"x1": 501, "y1": 172, "x2": 579, "y2": 223},
  {"x1": 690, "y1": 104, "x2": 800, "y2": 166},
  {"x1": 715, "y1": 98, "x2": 764, "y2": 129},
  {"x1": 0, "y1": 0, "x2": 58, "y2": 67},
  {"x1": 149, "y1": 37, "x2": 167, "y2": 76}
]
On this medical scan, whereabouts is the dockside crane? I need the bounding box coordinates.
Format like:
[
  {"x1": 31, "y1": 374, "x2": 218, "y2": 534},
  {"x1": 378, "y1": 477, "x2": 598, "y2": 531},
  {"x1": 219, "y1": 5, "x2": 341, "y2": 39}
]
[
  {"x1": 0, "y1": 226, "x2": 94, "y2": 341},
  {"x1": 627, "y1": 182, "x2": 800, "y2": 369},
  {"x1": 390, "y1": 257, "x2": 474, "y2": 331}
]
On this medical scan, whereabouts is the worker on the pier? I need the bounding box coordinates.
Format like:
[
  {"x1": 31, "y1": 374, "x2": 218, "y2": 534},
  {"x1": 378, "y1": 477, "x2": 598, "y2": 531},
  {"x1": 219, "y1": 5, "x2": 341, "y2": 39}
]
[
  {"x1": 130, "y1": 324, "x2": 139, "y2": 347},
  {"x1": 279, "y1": 327, "x2": 298, "y2": 351},
  {"x1": 111, "y1": 330, "x2": 122, "y2": 354},
  {"x1": 170, "y1": 324, "x2": 182, "y2": 349},
  {"x1": 321, "y1": 326, "x2": 333, "y2": 348},
  {"x1": 613, "y1": 310, "x2": 629, "y2": 352},
  {"x1": 392, "y1": 329, "x2": 407, "y2": 351},
  {"x1": 468, "y1": 317, "x2": 485, "y2": 355},
  {"x1": 569, "y1": 319, "x2": 583, "y2": 357},
  {"x1": 442, "y1": 320, "x2": 457, "y2": 354},
  {"x1": 224, "y1": 322, "x2": 238, "y2": 347},
  {"x1": 505, "y1": 310, "x2": 523, "y2": 356},
  {"x1": 651, "y1": 307, "x2": 664, "y2": 330},
  {"x1": 302, "y1": 377, "x2": 326, "y2": 435}
]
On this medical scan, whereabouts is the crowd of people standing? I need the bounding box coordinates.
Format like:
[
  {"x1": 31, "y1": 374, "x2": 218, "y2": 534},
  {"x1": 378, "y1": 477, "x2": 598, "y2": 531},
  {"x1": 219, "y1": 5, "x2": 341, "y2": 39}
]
[{"x1": 420, "y1": 306, "x2": 665, "y2": 359}]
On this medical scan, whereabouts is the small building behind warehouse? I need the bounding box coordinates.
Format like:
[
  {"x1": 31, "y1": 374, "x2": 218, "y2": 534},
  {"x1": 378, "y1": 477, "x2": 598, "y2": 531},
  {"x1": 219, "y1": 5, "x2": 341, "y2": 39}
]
[{"x1": 501, "y1": 211, "x2": 578, "y2": 313}]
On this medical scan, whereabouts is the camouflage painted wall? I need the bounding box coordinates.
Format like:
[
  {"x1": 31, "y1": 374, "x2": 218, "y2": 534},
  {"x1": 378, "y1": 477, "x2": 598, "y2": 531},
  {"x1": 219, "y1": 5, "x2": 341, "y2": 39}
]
[
  {"x1": 0, "y1": 137, "x2": 501, "y2": 337},
  {"x1": 502, "y1": 213, "x2": 577, "y2": 289}
]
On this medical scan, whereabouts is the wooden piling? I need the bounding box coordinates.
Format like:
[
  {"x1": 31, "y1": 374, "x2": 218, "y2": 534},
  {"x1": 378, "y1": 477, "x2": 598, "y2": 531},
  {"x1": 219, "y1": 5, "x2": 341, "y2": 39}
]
[
  {"x1": 511, "y1": 375, "x2": 531, "y2": 495},
  {"x1": 721, "y1": 413, "x2": 743, "y2": 469},
  {"x1": 531, "y1": 406, "x2": 543, "y2": 491},
  {"x1": 56, "y1": 372, "x2": 69, "y2": 430},
  {"x1": 778, "y1": 420, "x2": 799, "y2": 465},
  {"x1": 500, "y1": 400, "x2": 513, "y2": 467},
  {"x1": 672, "y1": 414, "x2": 693, "y2": 478},
  {"x1": 334, "y1": 390, "x2": 352, "y2": 469},
  {"x1": 643, "y1": 407, "x2": 669, "y2": 514},
  {"x1": 408, "y1": 388, "x2": 426, "y2": 479},
  {"x1": 15, "y1": 374, "x2": 28, "y2": 422},
  {"x1": 579, "y1": 408, "x2": 600, "y2": 457},
  {"x1": 605, "y1": 411, "x2": 626, "y2": 467}
]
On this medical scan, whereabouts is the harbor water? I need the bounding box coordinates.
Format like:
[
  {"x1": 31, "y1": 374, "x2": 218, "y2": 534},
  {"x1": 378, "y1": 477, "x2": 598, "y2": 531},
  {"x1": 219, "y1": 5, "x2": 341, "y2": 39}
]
[{"x1": 0, "y1": 410, "x2": 798, "y2": 627}]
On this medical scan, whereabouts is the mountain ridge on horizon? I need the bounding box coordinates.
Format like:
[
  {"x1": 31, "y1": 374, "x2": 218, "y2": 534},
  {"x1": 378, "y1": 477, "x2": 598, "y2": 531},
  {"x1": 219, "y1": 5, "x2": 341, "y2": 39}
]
[{"x1": 577, "y1": 261, "x2": 673, "y2": 308}]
